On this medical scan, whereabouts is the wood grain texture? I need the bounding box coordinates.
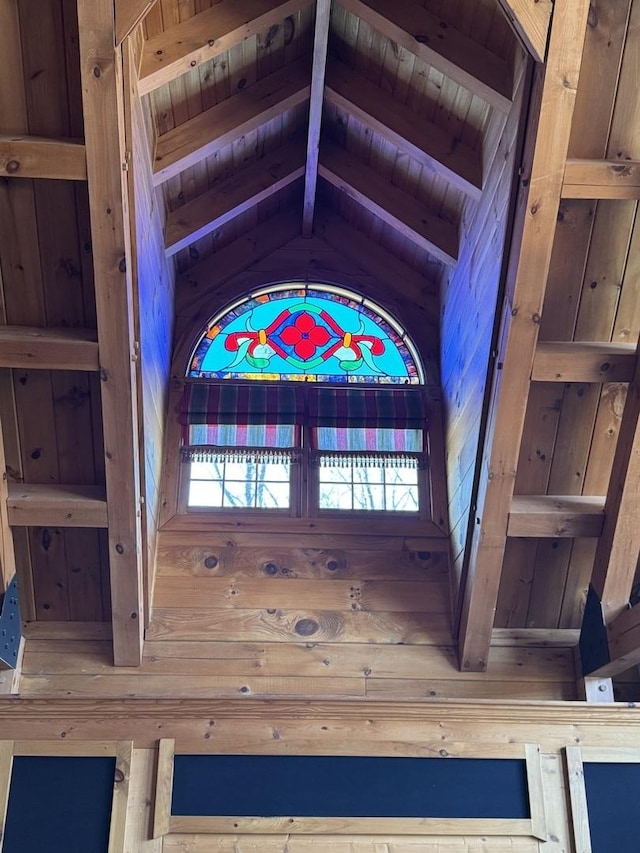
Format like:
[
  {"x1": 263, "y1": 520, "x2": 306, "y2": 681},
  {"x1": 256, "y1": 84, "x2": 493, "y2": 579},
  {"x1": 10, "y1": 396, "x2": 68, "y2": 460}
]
[{"x1": 0, "y1": 135, "x2": 86, "y2": 180}]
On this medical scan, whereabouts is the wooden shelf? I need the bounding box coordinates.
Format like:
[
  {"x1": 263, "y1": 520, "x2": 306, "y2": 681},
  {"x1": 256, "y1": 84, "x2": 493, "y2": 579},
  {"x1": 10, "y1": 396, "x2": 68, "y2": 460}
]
[
  {"x1": 7, "y1": 484, "x2": 108, "y2": 528},
  {"x1": 0, "y1": 326, "x2": 99, "y2": 371},
  {"x1": 508, "y1": 495, "x2": 605, "y2": 538},
  {"x1": 532, "y1": 341, "x2": 636, "y2": 383}
]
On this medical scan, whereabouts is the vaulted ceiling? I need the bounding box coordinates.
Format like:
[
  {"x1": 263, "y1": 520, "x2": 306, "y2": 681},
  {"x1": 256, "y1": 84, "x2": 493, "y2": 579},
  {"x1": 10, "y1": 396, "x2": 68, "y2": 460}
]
[{"x1": 1, "y1": 0, "x2": 639, "y2": 694}]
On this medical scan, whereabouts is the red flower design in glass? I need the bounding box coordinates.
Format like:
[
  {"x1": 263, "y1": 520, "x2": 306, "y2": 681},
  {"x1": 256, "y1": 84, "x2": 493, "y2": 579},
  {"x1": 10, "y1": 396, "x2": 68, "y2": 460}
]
[{"x1": 279, "y1": 312, "x2": 331, "y2": 359}]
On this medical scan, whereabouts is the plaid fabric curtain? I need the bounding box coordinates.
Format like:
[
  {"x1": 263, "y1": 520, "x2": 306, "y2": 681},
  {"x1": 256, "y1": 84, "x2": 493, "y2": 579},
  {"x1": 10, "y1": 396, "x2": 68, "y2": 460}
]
[
  {"x1": 180, "y1": 383, "x2": 303, "y2": 426},
  {"x1": 308, "y1": 387, "x2": 426, "y2": 429}
]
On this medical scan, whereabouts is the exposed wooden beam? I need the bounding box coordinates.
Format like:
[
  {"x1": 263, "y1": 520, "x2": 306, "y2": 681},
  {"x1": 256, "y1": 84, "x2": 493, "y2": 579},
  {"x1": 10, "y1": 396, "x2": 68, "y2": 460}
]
[
  {"x1": 165, "y1": 139, "x2": 305, "y2": 256},
  {"x1": 0, "y1": 135, "x2": 86, "y2": 181},
  {"x1": 116, "y1": 0, "x2": 159, "y2": 47},
  {"x1": 153, "y1": 57, "x2": 310, "y2": 185},
  {"x1": 325, "y1": 58, "x2": 482, "y2": 200},
  {"x1": 591, "y1": 345, "x2": 640, "y2": 621},
  {"x1": 0, "y1": 326, "x2": 99, "y2": 371},
  {"x1": 138, "y1": 0, "x2": 311, "y2": 95},
  {"x1": 0, "y1": 412, "x2": 15, "y2": 592},
  {"x1": 77, "y1": 0, "x2": 144, "y2": 665},
  {"x1": 457, "y1": 0, "x2": 591, "y2": 672},
  {"x1": 6, "y1": 484, "x2": 108, "y2": 528},
  {"x1": 562, "y1": 157, "x2": 640, "y2": 199},
  {"x1": 496, "y1": 0, "x2": 552, "y2": 63},
  {"x1": 583, "y1": 601, "x2": 640, "y2": 679},
  {"x1": 340, "y1": 0, "x2": 513, "y2": 113},
  {"x1": 508, "y1": 495, "x2": 605, "y2": 538},
  {"x1": 319, "y1": 141, "x2": 458, "y2": 266},
  {"x1": 532, "y1": 341, "x2": 637, "y2": 383},
  {"x1": 302, "y1": 0, "x2": 331, "y2": 237}
]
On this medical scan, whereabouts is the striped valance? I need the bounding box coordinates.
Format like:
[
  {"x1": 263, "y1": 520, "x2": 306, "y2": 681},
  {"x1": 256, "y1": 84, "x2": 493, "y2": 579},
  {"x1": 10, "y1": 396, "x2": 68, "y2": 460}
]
[
  {"x1": 180, "y1": 383, "x2": 302, "y2": 426},
  {"x1": 308, "y1": 387, "x2": 426, "y2": 429}
]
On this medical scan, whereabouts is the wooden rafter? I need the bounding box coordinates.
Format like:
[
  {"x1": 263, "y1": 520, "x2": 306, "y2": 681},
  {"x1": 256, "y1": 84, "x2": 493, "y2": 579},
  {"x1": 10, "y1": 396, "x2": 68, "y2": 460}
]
[
  {"x1": 7, "y1": 484, "x2": 108, "y2": 528},
  {"x1": 0, "y1": 326, "x2": 99, "y2": 371},
  {"x1": 0, "y1": 136, "x2": 86, "y2": 181},
  {"x1": 532, "y1": 341, "x2": 637, "y2": 383},
  {"x1": 319, "y1": 141, "x2": 458, "y2": 266},
  {"x1": 496, "y1": 0, "x2": 552, "y2": 64},
  {"x1": 582, "y1": 600, "x2": 640, "y2": 679},
  {"x1": 507, "y1": 495, "x2": 605, "y2": 539},
  {"x1": 562, "y1": 158, "x2": 640, "y2": 199},
  {"x1": 115, "y1": 0, "x2": 159, "y2": 47},
  {"x1": 138, "y1": 0, "x2": 312, "y2": 95},
  {"x1": 339, "y1": 0, "x2": 513, "y2": 113},
  {"x1": 302, "y1": 0, "x2": 331, "y2": 237},
  {"x1": 590, "y1": 344, "x2": 640, "y2": 622},
  {"x1": 324, "y1": 58, "x2": 482, "y2": 200},
  {"x1": 457, "y1": 0, "x2": 591, "y2": 672},
  {"x1": 165, "y1": 139, "x2": 306, "y2": 256},
  {"x1": 77, "y1": 0, "x2": 144, "y2": 666},
  {"x1": 152, "y1": 58, "x2": 310, "y2": 185}
]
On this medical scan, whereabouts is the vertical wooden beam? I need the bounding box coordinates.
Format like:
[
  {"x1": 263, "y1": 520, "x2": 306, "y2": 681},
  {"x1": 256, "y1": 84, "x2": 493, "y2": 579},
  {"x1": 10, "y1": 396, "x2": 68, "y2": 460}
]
[
  {"x1": 591, "y1": 345, "x2": 640, "y2": 621},
  {"x1": 302, "y1": 0, "x2": 331, "y2": 237},
  {"x1": 458, "y1": 0, "x2": 591, "y2": 671},
  {"x1": 77, "y1": 0, "x2": 144, "y2": 665}
]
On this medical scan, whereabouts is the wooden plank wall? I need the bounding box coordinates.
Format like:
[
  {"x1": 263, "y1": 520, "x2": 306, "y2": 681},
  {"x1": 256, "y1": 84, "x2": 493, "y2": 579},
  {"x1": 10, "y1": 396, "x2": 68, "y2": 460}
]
[
  {"x1": 440, "y1": 45, "x2": 528, "y2": 609},
  {"x1": 0, "y1": 0, "x2": 109, "y2": 622},
  {"x1": 495, "y1": 0, "x2": 640, "y2": 632},
  {"x1": 125, "y1": 27, "x2": 176, "y2": 612}
]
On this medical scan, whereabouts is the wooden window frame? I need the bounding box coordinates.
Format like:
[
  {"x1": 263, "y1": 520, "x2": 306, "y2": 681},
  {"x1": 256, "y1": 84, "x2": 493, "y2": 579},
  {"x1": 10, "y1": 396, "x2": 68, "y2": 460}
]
[
  {"x1": 566, "y1": 745, "x2": 640, "y2": 853},
  {"x1": 153, "y1": 739, "x2": 548, "y2": 839},
  {"x1": 0, "y1": 739, "x2": 133, "y2": 853}
]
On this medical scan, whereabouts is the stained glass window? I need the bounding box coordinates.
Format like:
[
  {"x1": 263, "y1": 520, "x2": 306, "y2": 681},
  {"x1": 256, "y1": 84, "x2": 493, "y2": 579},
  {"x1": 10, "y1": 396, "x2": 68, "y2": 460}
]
[{"x1": 187, "y1": 284, "x2": 423, "y2": 384}]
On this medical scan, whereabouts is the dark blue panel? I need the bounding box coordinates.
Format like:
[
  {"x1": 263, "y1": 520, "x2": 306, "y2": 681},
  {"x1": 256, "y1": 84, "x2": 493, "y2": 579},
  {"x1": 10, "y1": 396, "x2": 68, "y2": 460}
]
[
  {"x1": 3, "y1": 756, "x2": 115, "y2": 853},
  {"x1": 172, "y1": 755, "x2": 530, "y2": 819},
  {"x1": 584, "y1": 762, "x2": 640, "y2": 852}
]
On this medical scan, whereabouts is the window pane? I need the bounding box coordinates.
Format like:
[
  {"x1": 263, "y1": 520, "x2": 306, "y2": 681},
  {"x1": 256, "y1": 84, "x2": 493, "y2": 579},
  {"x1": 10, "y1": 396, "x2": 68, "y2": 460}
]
[
  {"x1": 225, "y1": 460, "x2": 256, "y2": 481},
  {"x1": 223, "y1": 479, "x2": 256, "y2": 508},
  {"x1": 353, "y1": 482, "x2": 384, "y2": 510},
  {"x1": 386, "y1": 484, "x2": 419, "y2": 511},
  {"x1": 354, "y1": 465, "x2": 384, "y2": 484},
  {"x1": 189, "y1": 479, "x2": 223, "y2": 507},
  {"x1": 385, "y1": 466, "x2": 418, "y2": 486},
  {"x1": 319, "y1": 482, "x2": 353, "y2": 510},
  {"x1": 257, "y1": 480, "x2": 290, "y2": 509},
  {"x1": 259, "y1": 462, "x2": 291, "y2": 482},
  {"x1": 190, "y1": 460, "x2": 223, "y2": 480}
]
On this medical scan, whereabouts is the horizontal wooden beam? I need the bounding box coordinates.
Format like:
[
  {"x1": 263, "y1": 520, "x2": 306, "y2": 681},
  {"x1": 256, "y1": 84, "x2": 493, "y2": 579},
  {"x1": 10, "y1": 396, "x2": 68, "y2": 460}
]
[
  {"x1": 0, "y1": 326, "x2": 99, "y2": 371},
  {"x1": 6, "y1": 484, "x2": 108, "y2": 528},
  {"x1": 532, "y1": 341, "x2": 637, "y2": 383},
  {"x1": 0, "y1": 135, "x2": 86, "y2": 180},
  {"x1": 165, "y1": 139, "x2": 305, "y2": 255},
  {"x1": 508, "y1": 495, "x2": 605, "y2": 538},
  {"x1": 340, "y1": 0, "x2": 513, "y2": 113},
  {"x1": 319, "y1": 141, "x2": 458, "y2": 266},
  {"x1": 492, "y1": 628, "x2": 580, "y2": 647},
  {"x1": 562, "y1": 158, "x2": 640, "y2": 199},
  {"x1": 153, "y1": 57, "x2": 310, "y2": 185},
  {"x1": 138, "y1": 0, "x2": 311, "y2": 94},
  {"x1": 325, "y1": 57, "x2": 482, "y2": 200},
  {"x1": 496, "y1": 0, "x2": 552, "y2": 63}
]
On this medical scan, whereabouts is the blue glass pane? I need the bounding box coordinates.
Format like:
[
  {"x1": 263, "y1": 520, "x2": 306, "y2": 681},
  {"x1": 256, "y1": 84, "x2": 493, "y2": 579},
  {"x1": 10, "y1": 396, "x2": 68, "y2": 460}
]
[{"x1": 187, "y1": 285, "x2": 423, "y2": 384}]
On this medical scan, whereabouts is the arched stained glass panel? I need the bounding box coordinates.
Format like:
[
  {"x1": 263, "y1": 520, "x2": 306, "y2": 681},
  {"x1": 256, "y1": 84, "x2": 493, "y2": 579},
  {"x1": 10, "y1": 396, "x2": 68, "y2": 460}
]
[{"x1": 187, "y1": 284, "x2": 423, "y2": 384}]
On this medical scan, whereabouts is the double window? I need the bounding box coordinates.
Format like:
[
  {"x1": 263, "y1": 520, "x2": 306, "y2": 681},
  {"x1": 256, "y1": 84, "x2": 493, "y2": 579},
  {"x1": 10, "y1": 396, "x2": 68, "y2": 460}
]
[{"x1": 177, "y1": 284, "x2": 429, "y2": 520}]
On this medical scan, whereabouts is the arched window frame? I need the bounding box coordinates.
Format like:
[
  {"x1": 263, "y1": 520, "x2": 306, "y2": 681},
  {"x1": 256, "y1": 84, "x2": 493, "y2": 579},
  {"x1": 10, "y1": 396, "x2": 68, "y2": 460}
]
[{"x1": 159, "y1": 283, "x2": 448, "y2": 538}]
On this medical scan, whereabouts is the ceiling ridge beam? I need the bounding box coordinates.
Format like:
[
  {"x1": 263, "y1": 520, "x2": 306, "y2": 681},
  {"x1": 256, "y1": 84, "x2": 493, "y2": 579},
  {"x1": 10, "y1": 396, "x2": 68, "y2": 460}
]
[
  {"x1": 319, "y1": 140, "x2": 458, "y2": 266},
  {"x1": 165, "y1": 139, "x2": 306, "y2": 256},
  {"x1": 508, "y1": 494, "x2": 605, "y2": 538},
  {"x1": 325, "y1": 56, "x2": 482, "y2": 200},
  {"x1": 339, "y1": 0, "x2": 513, "y2": 113},
  {"x1": 496, "y1": 0, "x2": 552, "y2": 64},
  {"x1": 152, "y1": 57, "x2": 310, "y2": 185},
  {"x1": 457, "y1": 0, "x2": 592, "y2": 672},
  {"x1": 138, "y1": 0, "x2": 312, "y2": 95},
  {"x1": 0, "y1": 135, "x2": 86, "y2": 181},
  {"x1": 0, "y1": 326, "x2": 99, "y2": 371},
  {"x1": 7, "y1": 484, "x2": 108, "y2": 528},
  {"x1": 562, "y1": 157, "x2": 640, "y2": 199},
  {"x1": 532, "y1": 341, "x2": 637, "y2": 383},
  {"x1": 302, "y1": 0, "x2": 331, "y2": 236}
]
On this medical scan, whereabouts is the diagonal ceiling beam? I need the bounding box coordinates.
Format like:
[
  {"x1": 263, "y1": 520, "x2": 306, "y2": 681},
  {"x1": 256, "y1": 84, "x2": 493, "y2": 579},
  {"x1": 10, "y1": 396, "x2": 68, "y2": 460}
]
[
  {"x1": 138, "y1": 0, "x2": 312, "y2": 95},
  {"x1": 457, "y1": 0, "x2": 591, "y2": 672},
  {"x1": 165, "y1": 139, "x2": 306, "y2": 256},
  {"x1": 339, "y1": 0, "x2": 513, "y2": 113},
  {"x1": 325, "y1": 57, "x2": 482, "y2": 200},
  {"x1": 152, "y1": 57, "x2": 310, "y2": 185},
  {"x1": 590, "y1": 344, "x2": 640, "y2": 622},
  {"x1": 319, "y1": 140, "x2": 458, "y2": 266},
  {"x1": 302, "y1": 0, "x2": 331, "y2": 237},
  {"x1": 496, "y1": 0, "x2": 553, "y2": 64}
]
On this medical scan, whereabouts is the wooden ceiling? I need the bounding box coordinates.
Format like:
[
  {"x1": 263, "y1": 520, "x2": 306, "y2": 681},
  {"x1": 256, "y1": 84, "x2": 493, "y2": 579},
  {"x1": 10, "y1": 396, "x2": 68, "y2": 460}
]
[{"x1": 0, "y1": 0, "x2": 639, "y2": 696}]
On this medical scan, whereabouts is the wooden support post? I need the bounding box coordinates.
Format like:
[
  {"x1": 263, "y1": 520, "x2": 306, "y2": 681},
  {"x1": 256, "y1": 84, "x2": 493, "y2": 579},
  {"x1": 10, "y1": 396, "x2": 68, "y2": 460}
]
[
  {"x1": 77, "y1": 0, "x2": 144, "y2": 665},
  {"x1": 302, "y1": 0, "x2": 331, "y2": 236},
  {"x1": 458, "y1": 0, "x2": 591, "y2": 671},
  {"x1": 590, "y1": 345, "x2": 640, "y2": 622},
  {"x1": 496, "y1": 0, "x2": 552, "y2": 63}
]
